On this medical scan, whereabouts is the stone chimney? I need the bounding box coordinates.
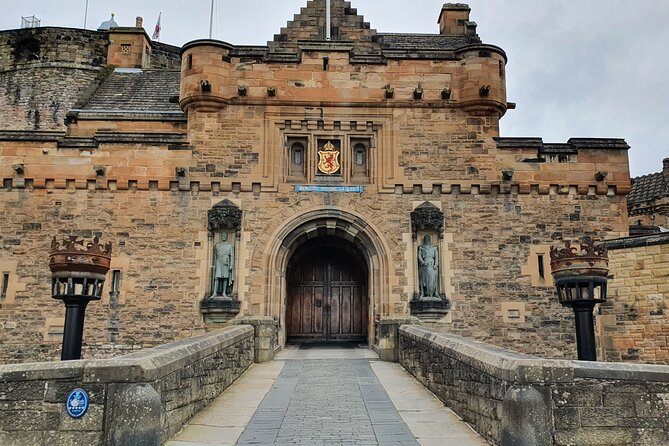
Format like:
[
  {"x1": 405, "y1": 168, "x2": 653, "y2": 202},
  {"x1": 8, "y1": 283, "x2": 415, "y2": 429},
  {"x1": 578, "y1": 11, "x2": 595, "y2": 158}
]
[
  {"x1": 663, "y1": 158, "x2": 669, "y2": 177},
  {"x1": 107, "y1": 16, "x2": 151, "y2": 69},
  {"x1": 438, "y1": 3, "x2": 471, "y2": 35}
]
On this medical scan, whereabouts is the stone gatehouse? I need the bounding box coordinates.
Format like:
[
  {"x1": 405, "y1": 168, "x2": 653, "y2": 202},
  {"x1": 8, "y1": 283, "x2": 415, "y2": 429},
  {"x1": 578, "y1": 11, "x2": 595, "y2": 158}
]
[{"x1": 0, "y1": 1, "x2": 635, "y2": 363}]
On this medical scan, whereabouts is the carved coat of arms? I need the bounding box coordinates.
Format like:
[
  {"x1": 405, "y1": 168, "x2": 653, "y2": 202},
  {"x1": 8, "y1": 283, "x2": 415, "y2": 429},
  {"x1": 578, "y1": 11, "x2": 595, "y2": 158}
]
[{"x1": 317, "y1": 141, "x2": 340, "y2": 175}]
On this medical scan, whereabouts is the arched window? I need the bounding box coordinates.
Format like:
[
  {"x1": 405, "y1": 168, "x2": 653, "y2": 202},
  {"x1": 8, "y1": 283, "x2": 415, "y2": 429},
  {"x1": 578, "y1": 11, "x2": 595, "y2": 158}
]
[
  {"x1": 351, "y1": 140, "x2": 370, "y2": 181},
  {"x1": 288, "y1": 138, "x2": 307, "y2": 180}
]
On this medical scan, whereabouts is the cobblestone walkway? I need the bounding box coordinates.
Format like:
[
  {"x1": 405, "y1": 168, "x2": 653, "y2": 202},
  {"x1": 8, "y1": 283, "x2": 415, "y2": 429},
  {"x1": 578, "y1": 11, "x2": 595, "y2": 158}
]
[
  {"x1": 166, "y1": 344, "x2": 486, "y2": 446},
  {"x1": 236, "y1": 359, "x2": 418, "y2": 445}
]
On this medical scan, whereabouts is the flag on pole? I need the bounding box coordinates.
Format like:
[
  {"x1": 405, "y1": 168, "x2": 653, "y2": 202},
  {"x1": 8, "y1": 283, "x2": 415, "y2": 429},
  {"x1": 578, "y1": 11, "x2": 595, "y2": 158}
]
[{"x1": 152, "y1": 12, "x2": 161, "y2": 40}]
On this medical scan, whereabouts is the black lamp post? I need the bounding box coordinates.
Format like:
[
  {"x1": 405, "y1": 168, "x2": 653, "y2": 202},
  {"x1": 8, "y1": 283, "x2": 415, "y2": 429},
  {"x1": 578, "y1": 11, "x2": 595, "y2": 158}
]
[
  {"x1": 550, "y1": 238, "x2": 609, "y2": 361},
  {"x1": 50, "y1": 236, "x2": 112, "y2": 360}
]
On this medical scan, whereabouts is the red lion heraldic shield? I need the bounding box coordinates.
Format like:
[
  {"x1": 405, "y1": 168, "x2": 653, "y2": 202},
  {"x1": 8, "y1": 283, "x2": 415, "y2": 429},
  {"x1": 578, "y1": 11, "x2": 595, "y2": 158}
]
[{"x1": 318, "y1": 141, "x2": 341, "y2": 175}]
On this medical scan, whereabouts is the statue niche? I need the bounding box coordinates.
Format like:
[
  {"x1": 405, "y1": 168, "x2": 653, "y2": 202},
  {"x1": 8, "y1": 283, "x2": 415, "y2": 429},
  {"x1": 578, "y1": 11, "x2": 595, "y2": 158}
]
[
  {"x1": 410, "y1": 202, "x2": 450, "y2": 319},
  {"x1": 417, "y1": 234, "x2": 439, "y2": 299},
  {"x1": 201, "y1": 200, "x2": 242, "y2": 322},
  {"x1": 212, "y1": 232, "x2": 234, "y2": 298}
]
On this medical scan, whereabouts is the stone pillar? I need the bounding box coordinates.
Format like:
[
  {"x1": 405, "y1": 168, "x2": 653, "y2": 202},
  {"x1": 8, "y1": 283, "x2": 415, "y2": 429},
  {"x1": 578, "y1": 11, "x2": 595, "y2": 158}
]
[
  {"x1": 377, "y1": 316, "x2": 420, "y2": 362},
  {"x1": 105, "y1": 383, "x2": 161, "y2": 446},
  {"x1": 501, "y1": 385, "x2": 553, "y2": 446},
  {"x1": 236, "y1": 316, "x2": 278, "y2": 363}
]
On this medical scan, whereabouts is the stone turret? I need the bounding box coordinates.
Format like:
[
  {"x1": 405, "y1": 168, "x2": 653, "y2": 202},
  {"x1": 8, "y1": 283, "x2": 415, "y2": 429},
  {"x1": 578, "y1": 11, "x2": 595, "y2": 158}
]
[{"x1": 179, "y1": 40, "x2": 234, "y2": 112}]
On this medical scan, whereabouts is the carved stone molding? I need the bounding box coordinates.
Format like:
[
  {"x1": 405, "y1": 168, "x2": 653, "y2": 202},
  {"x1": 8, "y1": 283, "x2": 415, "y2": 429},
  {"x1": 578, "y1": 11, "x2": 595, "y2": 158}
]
[
  {"x1": 411, "y1": 202, "x2": 444, "y2": 240},
  {"x1": 208, "y1": 200, "x2": 242, "y2": 233}
]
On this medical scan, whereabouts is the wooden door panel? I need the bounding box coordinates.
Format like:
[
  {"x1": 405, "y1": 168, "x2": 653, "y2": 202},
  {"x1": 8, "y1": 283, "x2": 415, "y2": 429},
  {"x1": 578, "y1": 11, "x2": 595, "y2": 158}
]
[
  {"x1": 287, "y1": 248, "x2": 367, "y2": 342},
  {"x1": 330, "y1": 286, "x2": 340, "y2": 336},
  {"x1": 313, "y1": 285, "x2": 323, "y2": 335},
  {"x1": 341, "y1": 286, "x2": 351, "y2": 334},
  {"x1": 302, "y1": 286, "x2": 313, "y2": 335},
  {"x1": 353, "y1": 285, "x2": 364, "y2": 335},
  {"x1": 288, "y1": 285, "x2": 300, "y2": 336}
]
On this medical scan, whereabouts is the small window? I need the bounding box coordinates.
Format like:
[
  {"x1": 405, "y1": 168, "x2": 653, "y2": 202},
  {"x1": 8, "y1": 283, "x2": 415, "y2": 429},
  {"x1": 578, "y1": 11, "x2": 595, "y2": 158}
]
[
  {"x1": 1, "y1": 272, "x2": 9, "y2": 298},
  {"x1": 351, "y1": 141, "x2": 370, "y2": 181},
  {"x1": 187, "y1": 54, "x2": 193, "y2": 69},
  {"x1": 111, "y1": 270, "x2": 121, "y2": 293},
  {"x1": 293, "y1": 147, "x2": 303, "y2": 165},
  {"x1": 537, "y1": 254, "x2": 545, "y2": 280},
  {"x1": 355, "y1": 146, "x2": 365, "y2": 166},
  {"x1": 288, "y1": 138, "x2": 308, "y2": 180}
]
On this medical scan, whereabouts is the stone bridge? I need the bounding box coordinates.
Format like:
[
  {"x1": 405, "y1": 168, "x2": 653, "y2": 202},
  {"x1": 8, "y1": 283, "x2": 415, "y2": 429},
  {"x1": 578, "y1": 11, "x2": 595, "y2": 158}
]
[{"x1": 1, "y1": 319, "x2": 668, "y2": 445}]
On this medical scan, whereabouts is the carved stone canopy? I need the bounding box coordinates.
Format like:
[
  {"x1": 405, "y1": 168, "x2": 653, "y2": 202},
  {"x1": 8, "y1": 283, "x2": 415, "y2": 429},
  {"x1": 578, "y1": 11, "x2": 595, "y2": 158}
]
[
  {"x1": 208, "y1": 200, "x2": 242, "y2": 232},
  {"x1": 411, "y1": 202, "x2": 445, "y2": 240}
]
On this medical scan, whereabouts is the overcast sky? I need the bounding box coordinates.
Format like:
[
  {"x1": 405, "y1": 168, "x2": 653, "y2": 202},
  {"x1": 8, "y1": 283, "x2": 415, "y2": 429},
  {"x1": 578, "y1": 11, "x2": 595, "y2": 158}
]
[{"x1": 1, "y1": 0, "x2": 667, "y2": 177}]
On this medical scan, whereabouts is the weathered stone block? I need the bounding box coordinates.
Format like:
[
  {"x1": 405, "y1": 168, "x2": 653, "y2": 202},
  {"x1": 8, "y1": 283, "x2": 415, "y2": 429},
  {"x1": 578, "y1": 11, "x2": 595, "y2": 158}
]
[
  {"x1": 554, "y1": 428, "x2": 633, "y2": 446},
  {"x1": 104, "y1": 383, "x2": 161, "y2": 446},
  {"x1": 379, "y1": 317, "x2": 420, "y2": 362},
  {"x1": 501, "y1": 385, "x2": 552, "y2": 446}
]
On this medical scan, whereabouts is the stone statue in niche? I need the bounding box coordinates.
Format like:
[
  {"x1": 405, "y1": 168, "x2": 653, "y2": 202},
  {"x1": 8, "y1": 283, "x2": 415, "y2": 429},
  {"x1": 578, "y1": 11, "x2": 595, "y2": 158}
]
[
  {"x1": 213, "y1": 232, "x2": 234, "y2": 297},
  {"x1": 418, "y1": 235, "x2": 439, "y2": 299}
]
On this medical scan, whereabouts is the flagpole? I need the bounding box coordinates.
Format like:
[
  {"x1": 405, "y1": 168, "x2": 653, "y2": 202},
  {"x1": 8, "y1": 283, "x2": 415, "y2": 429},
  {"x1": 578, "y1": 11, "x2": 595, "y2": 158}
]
[
  {"x1": 209, "y1": 0, "x2": 215, "y2": 39},
  {"x1": 326, "y1": 0, "x2": 331, "y2": 41},
  {"x1": 83, "y1": 0, "x2": 89, "y2": 29}
]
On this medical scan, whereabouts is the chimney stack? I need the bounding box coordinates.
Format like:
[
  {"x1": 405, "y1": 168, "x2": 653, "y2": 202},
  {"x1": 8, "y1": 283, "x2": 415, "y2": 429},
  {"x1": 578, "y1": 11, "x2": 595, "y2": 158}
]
[
  {"x1": 663, "y1": 158, "x2": 669, "y2": 177},
  {"x1": 135, "y1": 16, "x2": 143, "y2": 28},
  {"x1": 438, "y1": 3, "x2": 471, "y2": 35}
]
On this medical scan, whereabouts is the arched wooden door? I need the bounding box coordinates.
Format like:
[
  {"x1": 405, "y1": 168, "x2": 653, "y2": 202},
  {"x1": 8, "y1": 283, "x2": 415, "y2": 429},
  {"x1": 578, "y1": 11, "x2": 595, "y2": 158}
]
[{"x1": 286, "y1": 243, "x2": 368, "y2": 342}]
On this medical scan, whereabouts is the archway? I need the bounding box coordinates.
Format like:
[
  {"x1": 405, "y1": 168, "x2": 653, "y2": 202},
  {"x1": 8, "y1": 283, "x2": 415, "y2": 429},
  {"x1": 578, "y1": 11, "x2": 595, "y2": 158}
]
[
  {"x1": 286, "y1": 237, "x2": 368, "y2": 342},
  {"x1": 262, "y1": 208, "x2": 391, "y2": 347}
]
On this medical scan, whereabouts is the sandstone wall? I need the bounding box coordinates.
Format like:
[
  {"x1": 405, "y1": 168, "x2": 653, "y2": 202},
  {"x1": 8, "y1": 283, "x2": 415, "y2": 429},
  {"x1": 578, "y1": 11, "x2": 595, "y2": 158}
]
[
  {"x1": 0, "y1": 177, "x2": 627, "y2": 362},
  {"x1": 599, "y1": 234, "x2": 669, "y2": 364}
]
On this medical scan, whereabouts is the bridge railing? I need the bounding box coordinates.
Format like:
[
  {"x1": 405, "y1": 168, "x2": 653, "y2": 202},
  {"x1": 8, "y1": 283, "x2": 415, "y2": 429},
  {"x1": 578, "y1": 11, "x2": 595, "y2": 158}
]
[
  {"x1": 399, "y1": 324, "x2": 669, "y2": 446},
  {"x1": 0, "y1": 324, "x2": 254, "y2": 446}
]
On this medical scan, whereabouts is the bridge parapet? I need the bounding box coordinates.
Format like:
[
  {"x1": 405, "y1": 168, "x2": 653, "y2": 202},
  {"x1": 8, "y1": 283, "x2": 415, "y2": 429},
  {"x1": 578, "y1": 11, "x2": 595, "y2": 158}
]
[
  {"x1": 399, "y1": 325, "x2": 669, "y2": 446},
  {"x1": 0, "y1": 324, "x2": 254, "y2": 446}
]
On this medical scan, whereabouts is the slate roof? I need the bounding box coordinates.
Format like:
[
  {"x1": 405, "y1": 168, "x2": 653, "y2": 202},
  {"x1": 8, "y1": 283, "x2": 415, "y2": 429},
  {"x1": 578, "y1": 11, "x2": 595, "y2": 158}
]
[
  {"x1": 376, "y1": 33, "x2": 478, "y2": 50},
  {"x1": 83, "y1": 69, "x2": 182, "y2": 112},
  {"x1": 628, "y1": 171, "x2": 668, "y2": 206}
]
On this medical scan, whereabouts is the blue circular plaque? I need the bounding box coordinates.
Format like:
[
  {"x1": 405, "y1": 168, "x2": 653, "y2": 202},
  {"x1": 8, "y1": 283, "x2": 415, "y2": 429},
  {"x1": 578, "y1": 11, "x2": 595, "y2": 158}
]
[{"x1": 66, "y1": 388, "x2": 89, "y2": 418}]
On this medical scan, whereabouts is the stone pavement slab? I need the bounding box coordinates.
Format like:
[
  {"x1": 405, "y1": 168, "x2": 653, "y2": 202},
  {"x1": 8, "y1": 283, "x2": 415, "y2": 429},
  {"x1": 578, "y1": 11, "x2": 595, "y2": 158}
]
[
  {"x1": 371, "y1": 361, "x2": 488, "y2": 446},
  {"x1": 237, "y1": 358, "x2": 417, "y2": 446},
  {"x1": 165, "y1": 361, "x2": 285, "y2": 446},
  {"x1": 276, "y1": 342, "x2": 378, "y2": 360}
]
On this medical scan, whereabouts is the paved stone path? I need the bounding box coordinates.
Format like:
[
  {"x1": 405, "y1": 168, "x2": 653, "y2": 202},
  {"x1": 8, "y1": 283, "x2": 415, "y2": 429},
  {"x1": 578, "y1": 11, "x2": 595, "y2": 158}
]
[{"x1": 166, "y1": 345, "x2": 487, "y2": 446}]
